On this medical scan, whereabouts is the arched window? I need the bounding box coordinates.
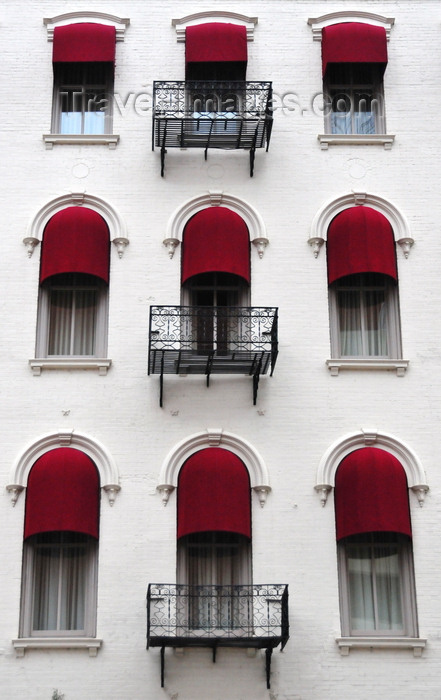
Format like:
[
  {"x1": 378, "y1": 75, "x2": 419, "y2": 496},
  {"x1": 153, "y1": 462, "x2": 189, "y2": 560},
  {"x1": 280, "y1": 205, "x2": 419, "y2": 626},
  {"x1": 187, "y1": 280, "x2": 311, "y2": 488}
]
[
  {"x1": 181, "y1": 207, "x2": 250, "y2": 354},
  {"x1": 177, "y1": 448, "x2": 251, "y2": 629},
  {"x1": 36, "y1": 207, "x2": 110, "y2": 359},
  {"x1": 335, "y1": 447, "x2": 418, "y2": 638},
  {"x1": 20, "y1": 448, "x2": 100, "y2": 638},
  {"x1": 327, "y1": 206, "x2": 401, "y2": 359}
]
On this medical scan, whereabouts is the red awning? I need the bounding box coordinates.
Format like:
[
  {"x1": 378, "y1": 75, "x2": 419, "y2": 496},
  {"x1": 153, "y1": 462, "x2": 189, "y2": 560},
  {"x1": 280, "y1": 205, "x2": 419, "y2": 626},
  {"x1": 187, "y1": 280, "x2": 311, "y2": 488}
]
[
  {"x1": 40, "y1": 207, "x2": 110, "y2": 283},
  {"x1": 322, "y1": 22, "x2": 388, "y2": 75},
  {"x1": 53, "y1": 23, "x2": 116, "y2": 62},
  {"x1": 186, "y1": 23, "x2": 247, "y2": 64},
  {"x1": 177, "y1": 448, "x2": 251, "y2": 539},
  {"x1": 182, "y1": 207, "x2": 250, "y2": 283},
  {"x1": 335, "y1": 447, "x2": 411, "y2": 540},
  {"x1": 327, "y1": 206, "x2": 397, "y2": 284},
  {"x1": 24, "y1": 448, "x2": 100, "y2": 539}
]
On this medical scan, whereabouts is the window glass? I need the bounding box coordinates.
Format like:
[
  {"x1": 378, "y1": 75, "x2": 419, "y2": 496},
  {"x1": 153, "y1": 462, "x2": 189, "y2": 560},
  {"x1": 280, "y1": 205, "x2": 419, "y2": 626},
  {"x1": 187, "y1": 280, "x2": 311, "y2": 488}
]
[
  {"x1": 53, "y1": 62, "x2": 113, "y2": 135},
  {"x1": 325, "y1": 63, "x2": 384, "y2": 135}
]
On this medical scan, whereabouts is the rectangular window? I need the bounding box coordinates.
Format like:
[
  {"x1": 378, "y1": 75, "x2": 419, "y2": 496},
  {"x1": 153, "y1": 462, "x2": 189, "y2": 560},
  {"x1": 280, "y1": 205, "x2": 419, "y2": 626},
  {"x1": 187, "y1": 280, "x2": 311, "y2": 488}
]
[
  {"x1": 338, "y1": 533, "x2": 418, "y2": 637},
  {"x1": 21, "y1": 532, "x2": 97, "y2": 637},
  {"x1": 330, "y1": 273, "x2": 401, "y2": 358},
  {"x1": 325, "y1": 64, "x2": 385, "y2": 135},
  {"x1": 52, "y1": 63, "x2": 113, "y2": 135}
]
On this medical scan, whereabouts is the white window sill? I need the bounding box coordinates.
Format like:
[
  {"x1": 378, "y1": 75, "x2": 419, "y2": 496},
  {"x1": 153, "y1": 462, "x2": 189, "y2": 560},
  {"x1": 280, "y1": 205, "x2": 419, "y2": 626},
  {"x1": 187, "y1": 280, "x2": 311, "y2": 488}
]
[
  {"x1": 43, "y1": 134, "x2": 120, "y2": 149},
  {"x1": 29, "y1": 359, "x2": 112, "y2": 376},
  {"x1": 336, "y1": 636, "x2": 426, "y2": 657},
  {"x1": 318, "y1": 134, "x2": 395, "y2": 150},
  {"x1": 12, "y1": 637, "x2": 102, "y2": 657},
  {"x1": 326, "y1": 359, "x2": 409, "y2": 377}
]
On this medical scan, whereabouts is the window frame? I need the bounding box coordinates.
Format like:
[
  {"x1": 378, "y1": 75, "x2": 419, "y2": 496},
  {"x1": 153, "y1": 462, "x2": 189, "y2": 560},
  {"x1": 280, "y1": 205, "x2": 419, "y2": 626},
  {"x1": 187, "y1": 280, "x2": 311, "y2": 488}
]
[
  {"x1": 324, "y1": 63, "x2": 386, "y2": 136},
  {"x1": 329, "y1": 273, "x2": 402, "y2": 360},
  {"x1": 35, "y1": 273, "x2": 109, "y2": 359},
  {"x1": 19, "y1": 532, "x2": 98, "y2": 639},
  {"x1": 51, "y1": 62, "x2": 114, "y2": 136},
  {"x1": 338, "y1": 532, "x2": 418, "y2": 639}
]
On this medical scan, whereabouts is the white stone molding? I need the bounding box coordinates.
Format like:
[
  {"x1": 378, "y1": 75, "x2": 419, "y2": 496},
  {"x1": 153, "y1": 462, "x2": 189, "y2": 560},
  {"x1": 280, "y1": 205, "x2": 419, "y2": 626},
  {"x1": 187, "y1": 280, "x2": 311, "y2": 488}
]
[
  {"x1": 112, "y1": 237, "x2": 130, "y2": 258},
  {"x1": 166, "y1": 191, "x2": 267, "y2": 246},
  {"x1": 43, "y1": 134, "x2": 120, "y2": 150},
  {"x1": 7, "y1": 430, "x2": 120, "y2": 505},
  {"x1": 13, "y1": 637, "x2": 102, "y2": 657},
  {"x1": 157, "y1": 429, "x2": 271, "y2": 506},
  {"x1": 310, "y1": 191, "x2": 412, "y2": 245},
  {"x1": 172, "y1": 12, "x2": 258, "y2": 42},
  {"x1": 29, "y1": 359, "x2": 112, "y2": 376},
  {"x1": 23, "y1": 236, "x2": 40, "y2": 258},
  {"x1": 308, "y1": 12, "x2": 395, "y2": 42},
  {"x1": 397, "y1": 237, "x2": 415, "y2": 259},
  {"x1": 252, "y1": 237, "x2": 269, "y2": 258},
  {"x1": 308, "y1": 236, "x2": 325, "y2": 258},
  {"x1": 326, "y1": 358, "x2": 409, "y2": 377},
  {"x1": 163, "y1": 237, "x2": 180, "y2": 259},
  {"x1": 44, "y1": 13, "x2": 130, "y2": 42},
  {"x1": 315, "y1": 430, "x2": 429, "y2": 506},
  {"x1": 318, "y1": 134, "x2": 395, "y2": 150},
  {"x1": 26, "y1": 192, "x2": 128, "y2": 249},
  {"x1": 336, "y1": 636, "x2": 426, "y2": 657}
]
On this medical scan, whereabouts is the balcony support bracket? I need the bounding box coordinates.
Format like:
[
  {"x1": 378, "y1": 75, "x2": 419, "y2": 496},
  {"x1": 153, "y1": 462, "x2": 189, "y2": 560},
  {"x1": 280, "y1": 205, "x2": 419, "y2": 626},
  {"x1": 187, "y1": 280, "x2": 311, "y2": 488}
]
[
  {"x1": 160, "y1": 645, "x2": 165, "y2": 688},
  {"x1": 250, "y1": 147, "x2": 256, "y2": 177},
  {"x1": 265, "y1": 647, "x2": 273, "y2": 689}
]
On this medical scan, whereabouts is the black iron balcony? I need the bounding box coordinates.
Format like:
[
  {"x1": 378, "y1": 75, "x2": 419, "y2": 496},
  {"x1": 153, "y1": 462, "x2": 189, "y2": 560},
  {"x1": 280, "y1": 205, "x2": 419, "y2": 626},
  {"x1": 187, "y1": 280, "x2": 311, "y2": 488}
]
[
  {"x1": 147, "y1": 583, "x2": 289, "y2": 688},
  {"x1": 148, "y1": 305, "x2": 278, "y2": 406},
  {"x1": 152, "y1": 80, "x2": 273, "y2": 176}
]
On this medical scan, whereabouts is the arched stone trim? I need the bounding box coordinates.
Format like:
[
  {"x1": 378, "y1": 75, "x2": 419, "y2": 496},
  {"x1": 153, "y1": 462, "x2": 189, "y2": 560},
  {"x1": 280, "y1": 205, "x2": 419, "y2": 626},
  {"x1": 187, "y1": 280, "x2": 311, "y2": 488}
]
[
  {"x1": 44, "y1": 13, "x2": 130, "y2": 42},
  {"x1": 308, "y1": 191, "x2": 413, "y2": 258},
  {"x1": 164, "y1": 191, "x2": 267, "y2": 256},
  {"x1": 157, "y1": 428, "x2": 271, "y2": 507},
  {"x1": 172, "y1": 12, "x2": 258, "y2": 42},
  {"x1": 6, "y1": 430, "x2": 120, "y2": 506},
  {"x1": 25, "y1": 192, "x2": 128, "y2": 251},
  {"x1": 308, "y1": 12, "x2": 394, "y2": 42},
  {"x1": 315, "y1": 429, "x2": 429, "y2": 507}
]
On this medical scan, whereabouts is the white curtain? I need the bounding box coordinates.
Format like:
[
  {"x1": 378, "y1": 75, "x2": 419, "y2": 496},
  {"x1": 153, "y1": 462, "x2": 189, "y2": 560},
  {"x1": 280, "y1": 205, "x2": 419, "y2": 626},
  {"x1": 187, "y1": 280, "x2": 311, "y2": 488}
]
[
  {"x1": 347, "y1": 541, "x2": 403, "y2": 633},
  {"x1": 48, "y1": 288, "x2": 97, "y2": 356},
  {"x1": 32, "y1": 536, "x2": 87, "y2": 632},
  {"x1": 338, "y1": 287, "x2": 387, "y2": 357}
]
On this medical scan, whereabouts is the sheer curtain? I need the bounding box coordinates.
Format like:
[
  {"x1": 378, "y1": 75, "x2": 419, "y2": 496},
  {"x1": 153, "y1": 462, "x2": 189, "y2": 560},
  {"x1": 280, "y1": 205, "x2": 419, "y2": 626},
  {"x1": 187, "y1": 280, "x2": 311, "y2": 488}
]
[
  {"x1": 337, "y1": 276, "x2": 388, "y2": 357},
  {"x1": 346, "y1": 536, "x2": 403, "y2": 633},
  {"x1": 48, "y1": 278, "x2": 97, "y2": 356},
  {"x1": 32, "y1": 533, "x2": 88, "y2": 632},
  {"x1": 179, "y1": 533, "x2": 251, "y2": 630}
]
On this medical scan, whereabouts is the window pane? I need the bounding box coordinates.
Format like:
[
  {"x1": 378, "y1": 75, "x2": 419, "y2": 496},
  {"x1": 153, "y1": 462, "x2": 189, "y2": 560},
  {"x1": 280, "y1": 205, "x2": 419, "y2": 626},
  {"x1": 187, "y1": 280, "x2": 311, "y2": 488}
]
[
  {"x1": 347, "y1": 545, "x2": 375, "y2": 631},
  {"x1": 48, "y1": 289, "x2": 74, "y2": 355},
  {"x1": 72, "y1": 290, "x2": 97, "y2": 355},
  {"x1": 365, "y1": 290, "x2": 387, "y2": 355},
  {"x1": 337, "y1": 289, "x2": 363, "y2": 356},
  {"x1": 33, "y1": 544, "x2": 61, "y2": 630},
  {"x1": 47, "y1": 276, "x2": 98, "y2": 356},
  {"x1": 374, "y1": 544, "x2": 403, "y2": 631}
]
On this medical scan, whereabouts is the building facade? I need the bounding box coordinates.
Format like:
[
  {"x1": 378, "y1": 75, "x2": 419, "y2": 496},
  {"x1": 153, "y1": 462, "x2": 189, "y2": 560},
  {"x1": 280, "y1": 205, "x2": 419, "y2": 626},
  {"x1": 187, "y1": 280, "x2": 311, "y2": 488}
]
[{"x1": 1, "y1": 1, "x2": 440, "y2": 698}]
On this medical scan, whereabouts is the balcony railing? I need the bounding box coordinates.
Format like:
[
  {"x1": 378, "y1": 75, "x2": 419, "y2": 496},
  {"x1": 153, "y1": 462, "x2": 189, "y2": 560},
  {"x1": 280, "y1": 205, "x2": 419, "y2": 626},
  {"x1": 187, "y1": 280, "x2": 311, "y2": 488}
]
[
  {"x1": 147, "y1": 583, "x2": 289, "y2": 688},
  {"x1": 148, "y1": 305, "x2": 278, "y2": 406},
  {"x1": 152, "y1": 80, "x2": 273, "y2": 176}
]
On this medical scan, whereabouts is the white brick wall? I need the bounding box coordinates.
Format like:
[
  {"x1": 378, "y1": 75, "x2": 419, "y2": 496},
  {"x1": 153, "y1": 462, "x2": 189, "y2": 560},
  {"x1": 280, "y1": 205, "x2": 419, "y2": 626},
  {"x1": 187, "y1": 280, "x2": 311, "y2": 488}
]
[{"x1": 1, "y1": 1, "x2": 440, "y2": 698}]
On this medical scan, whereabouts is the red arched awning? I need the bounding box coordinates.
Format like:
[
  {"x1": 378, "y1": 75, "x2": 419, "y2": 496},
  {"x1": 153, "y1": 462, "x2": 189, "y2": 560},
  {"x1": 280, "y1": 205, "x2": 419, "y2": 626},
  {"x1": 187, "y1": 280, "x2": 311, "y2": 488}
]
[
  {"x1": 53, "y1": 23, "x2": 116, "y2": 63},
  {"x1": 335, "y1": 447, "x2": 411, "y2": 541},
  {"x1": 186, "y1": 23, "x2": 247, "y2": 64},
  {"x1": 327, "y1": 206, "x2": 397, "y2": 284},
  {"x1": 182, "y1": 207, "x2": 250, "y2": 284},
  {"x1": 24, "y1": 448, "x2": 100, "y2": 539},
  {"x1": 322, "y1": 23, "x2": 388, "y2": 76},
  {"x1": 177, "y1": 448, "x2": 251, "y2": 539},
  {"x1": 40, "y1": 207, "x2": 110, "y2": 283}
]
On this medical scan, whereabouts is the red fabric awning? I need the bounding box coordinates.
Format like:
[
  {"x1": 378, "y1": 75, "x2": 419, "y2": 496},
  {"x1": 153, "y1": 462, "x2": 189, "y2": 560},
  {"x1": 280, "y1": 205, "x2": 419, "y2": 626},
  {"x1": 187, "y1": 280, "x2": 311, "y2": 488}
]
[
  {"x1": 186, "y1": 23, "x2": 247, "y2": 64},
  {"x1": 53, "y1": 23, "x2": 116, "y2": 62},
  {"x1": 177, "y1": 448, "x2": 251, "y2": 539},
  {"x1": 24, "y1": 448, "x2": 100, "y2": 539},
  {"x1": 327, "y1": 206, "x2": 397, "y2": 284},
  {"x1": 40, "y1": 207, "x2": 110, "y2": 283},
  {"x1": 335, "y1": 447, "x2": 411, "y2": 541},
  {"x1": 322, "y1": 22, "x2": 388, "y2": 75},
  {"x1": 182, "y1": 207, "x2": 250, "y2": 283}
]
